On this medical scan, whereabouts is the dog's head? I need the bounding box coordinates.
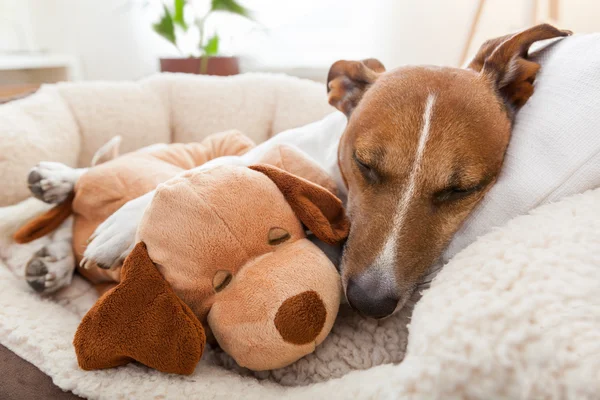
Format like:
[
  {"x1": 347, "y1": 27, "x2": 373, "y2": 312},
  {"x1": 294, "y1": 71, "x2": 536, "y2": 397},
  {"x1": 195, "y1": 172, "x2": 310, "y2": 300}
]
[{"x1": 328, "y1": 24, "x2": 571, "y2": 318}]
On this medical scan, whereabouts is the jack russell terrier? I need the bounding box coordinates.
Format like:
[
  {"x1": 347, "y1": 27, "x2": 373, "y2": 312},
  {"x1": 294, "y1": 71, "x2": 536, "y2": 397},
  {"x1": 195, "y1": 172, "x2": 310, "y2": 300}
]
[{"x1": 17, "y1": 24, "x2": 570, "y2": 319}]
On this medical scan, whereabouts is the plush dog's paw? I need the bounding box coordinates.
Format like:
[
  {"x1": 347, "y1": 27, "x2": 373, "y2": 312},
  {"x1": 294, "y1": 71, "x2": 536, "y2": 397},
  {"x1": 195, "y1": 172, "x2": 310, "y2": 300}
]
[
  {"x1": 81, "y1": 193, "x2": 150, "y2": 270},
  {"x1": 81, "y1": 218, "x2": 136, "y2": 270},
  {"x1": 28, "y1": 162, "x2": 82, "y2": 204},
  {"x1": 25, "y1": 246, "x2": 75, "y2": 294},
  {"x1": 81, "y1": 235, "x2": 135, "y2": 271}
]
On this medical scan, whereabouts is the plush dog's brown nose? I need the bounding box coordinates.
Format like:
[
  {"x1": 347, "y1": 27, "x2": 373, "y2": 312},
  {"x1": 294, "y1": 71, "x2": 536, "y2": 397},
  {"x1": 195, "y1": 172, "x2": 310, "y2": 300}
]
[
  {"x1": 274, "y1": 290, "x2": 327, "y2": 345},
  {"x1": 346, "y1": 277, "x2": 400, "y2": 319}
]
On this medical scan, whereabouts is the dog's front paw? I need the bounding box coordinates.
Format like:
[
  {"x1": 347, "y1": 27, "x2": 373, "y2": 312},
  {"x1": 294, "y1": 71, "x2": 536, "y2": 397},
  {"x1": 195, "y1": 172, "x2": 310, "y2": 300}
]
[
  {"x1": 28, "y1": 162, "x2": 81, "y2": 204},
  {"x1": 25, "y1": 246, "x2": 75, "y2": 294}
]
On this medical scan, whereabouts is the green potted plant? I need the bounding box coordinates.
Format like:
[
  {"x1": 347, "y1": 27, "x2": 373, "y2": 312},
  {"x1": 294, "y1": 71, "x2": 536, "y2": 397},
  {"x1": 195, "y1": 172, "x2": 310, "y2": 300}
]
[{"x1": 153, "y1": 0, "x2": 253, "y2": 75}]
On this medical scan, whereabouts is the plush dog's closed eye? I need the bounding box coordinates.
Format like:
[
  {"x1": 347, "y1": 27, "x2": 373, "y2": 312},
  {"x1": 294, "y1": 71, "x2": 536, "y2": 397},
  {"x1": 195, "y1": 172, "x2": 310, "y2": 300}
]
[
  {"x1": 213, "y1": 270, "x2": 233, "y2": 292},
  {"x1": 268, "y1": 227, "x2": 291, "y2": 245}
]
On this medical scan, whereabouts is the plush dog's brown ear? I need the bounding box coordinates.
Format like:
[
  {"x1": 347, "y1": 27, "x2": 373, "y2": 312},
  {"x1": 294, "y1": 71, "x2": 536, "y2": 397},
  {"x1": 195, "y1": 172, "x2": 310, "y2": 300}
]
[
  {"x1": 74, "y1": 242, "x2": 205, "y2": 375},
  {"x1": 249, "y1": 164, "x2": 349, "y2": 245},
  {"x1": 468, "y1": 23, "x2": 571, "y2": 113},
  {"x1": 327, "y1": 58, "x2": 385, "y2": 116}
]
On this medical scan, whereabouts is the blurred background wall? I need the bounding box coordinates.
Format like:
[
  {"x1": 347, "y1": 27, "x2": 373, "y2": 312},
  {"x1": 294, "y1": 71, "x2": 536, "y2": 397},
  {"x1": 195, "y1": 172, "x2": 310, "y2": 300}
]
[{"x1": 1, "y1": 0, "x2": 599, "y2": 81}]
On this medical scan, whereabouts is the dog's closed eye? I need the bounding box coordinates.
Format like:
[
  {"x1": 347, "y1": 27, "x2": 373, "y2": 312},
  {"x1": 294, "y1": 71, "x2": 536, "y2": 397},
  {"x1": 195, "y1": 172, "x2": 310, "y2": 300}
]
[
  {"x1": 432, "y1": 182, "x2": 487, "y2": 205},
  {"x1": 268, "y1": 227, "x2": 291, "y2": 246},
  {"x1": 353, "y1": 153, "x2": 379, "y2": 183}
]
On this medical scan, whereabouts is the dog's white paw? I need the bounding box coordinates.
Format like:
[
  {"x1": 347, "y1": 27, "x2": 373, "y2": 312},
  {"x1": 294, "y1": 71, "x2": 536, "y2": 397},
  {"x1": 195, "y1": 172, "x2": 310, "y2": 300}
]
[
  {"x1": 25, "y1": 244, "x2": 75, "y2": 294},
  {"x1": 28, "y1": 162, "x2": 83, "y2": 204},
  {"x1": 82, "y1": 192, "x2": 152, "y2": 270}
]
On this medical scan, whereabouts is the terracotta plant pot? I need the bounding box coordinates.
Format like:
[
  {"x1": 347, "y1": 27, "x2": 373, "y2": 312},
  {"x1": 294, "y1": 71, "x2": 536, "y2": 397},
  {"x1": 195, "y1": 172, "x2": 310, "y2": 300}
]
[{"x1": 159, "y1": 57, "x2": 239, "y2": 76}]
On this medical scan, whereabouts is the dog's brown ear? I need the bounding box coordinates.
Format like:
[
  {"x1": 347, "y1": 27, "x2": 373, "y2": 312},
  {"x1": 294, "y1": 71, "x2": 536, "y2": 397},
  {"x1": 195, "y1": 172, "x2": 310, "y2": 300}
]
[
  {"x1": 74, "y1": 242, "x2": 206, "y2": 375},
  {"x1": 249, "y1": 164, "x2": 349, "y2": 245},
  {"x1": 468, "y1": 24, "x2": 571, "y2": 113},
  {"x1": 327, "y1": 58, "x2": 385, "y2": 116}
]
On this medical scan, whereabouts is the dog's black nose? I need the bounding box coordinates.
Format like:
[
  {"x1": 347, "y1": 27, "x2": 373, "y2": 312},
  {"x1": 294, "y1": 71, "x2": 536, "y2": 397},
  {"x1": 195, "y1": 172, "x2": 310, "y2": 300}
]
[{"x1": 346, "y1": 277, "x2": 400, "y2": 319}]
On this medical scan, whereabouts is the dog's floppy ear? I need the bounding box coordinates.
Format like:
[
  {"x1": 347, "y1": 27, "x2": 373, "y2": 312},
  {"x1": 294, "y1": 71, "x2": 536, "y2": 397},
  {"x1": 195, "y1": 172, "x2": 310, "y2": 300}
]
[
  {"x1": 249, "y1": 164, "x2": 349, "y2": 245},
  {"x1": 74, "y1": 242, "x2": 205, "y2": 375},
  {"x1": 468, "y1": 23, "x2": 571, "y2": 113},
  {"x1": 327, "y1": 58, "x2": 385, "y2": 116}
]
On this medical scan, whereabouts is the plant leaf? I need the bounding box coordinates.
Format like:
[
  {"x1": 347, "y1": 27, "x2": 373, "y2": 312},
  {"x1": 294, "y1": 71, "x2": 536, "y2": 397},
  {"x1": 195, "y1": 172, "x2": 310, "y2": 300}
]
[
  {"x1": 152, "y1": 5, "x2": 177, "y2": 46},
  {"x1": 204, "y1": 34, "x2": 220, "y2": 56},
  {"x1": 210, "y1": 0, "x2": 252, "y2": 19},
  {"x1": 173, "y1": 0, "x2": 188, "y2": 30}
]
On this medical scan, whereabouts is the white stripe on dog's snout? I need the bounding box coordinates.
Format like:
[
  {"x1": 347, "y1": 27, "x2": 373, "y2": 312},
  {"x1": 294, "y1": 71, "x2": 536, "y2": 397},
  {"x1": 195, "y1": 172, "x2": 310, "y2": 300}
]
[{"x1": 373, "y1": 94, "x2": 437, "y2": 276}]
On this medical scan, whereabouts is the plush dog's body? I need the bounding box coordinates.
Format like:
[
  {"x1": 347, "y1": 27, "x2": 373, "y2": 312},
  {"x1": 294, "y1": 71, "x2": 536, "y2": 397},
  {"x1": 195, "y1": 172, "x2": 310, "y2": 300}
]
[
  {"x1": 17, "y1": 130, "x2": 351, "y2": 372},
  {"x1": 21, "y1": 24, "x2": 570, "y2": 320}
]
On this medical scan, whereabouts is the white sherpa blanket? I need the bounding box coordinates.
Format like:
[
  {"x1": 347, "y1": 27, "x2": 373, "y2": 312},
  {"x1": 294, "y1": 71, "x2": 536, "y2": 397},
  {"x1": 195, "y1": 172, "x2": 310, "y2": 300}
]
[{"x1": 1, "y1": 187, "x2": 599, "y2": 399}]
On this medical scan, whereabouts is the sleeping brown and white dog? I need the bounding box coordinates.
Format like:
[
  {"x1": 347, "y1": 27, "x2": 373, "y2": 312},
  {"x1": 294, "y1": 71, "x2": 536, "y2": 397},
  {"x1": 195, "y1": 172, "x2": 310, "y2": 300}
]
[{"x1": 19, "y1": 24, "x2": 570, "y2": 319}]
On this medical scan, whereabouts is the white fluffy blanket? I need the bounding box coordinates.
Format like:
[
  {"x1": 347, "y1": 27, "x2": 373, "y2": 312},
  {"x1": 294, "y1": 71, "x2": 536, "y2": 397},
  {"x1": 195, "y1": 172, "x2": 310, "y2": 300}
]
[{"x1": 1, "y1": 187, "x2": 599, "y2": 399}]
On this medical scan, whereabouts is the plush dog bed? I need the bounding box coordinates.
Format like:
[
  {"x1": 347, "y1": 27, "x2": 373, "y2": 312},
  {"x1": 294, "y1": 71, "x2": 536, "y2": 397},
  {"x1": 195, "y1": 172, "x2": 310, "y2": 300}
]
[{"x1": 1, "y1": 34, "x2": 600, "y2": 399}]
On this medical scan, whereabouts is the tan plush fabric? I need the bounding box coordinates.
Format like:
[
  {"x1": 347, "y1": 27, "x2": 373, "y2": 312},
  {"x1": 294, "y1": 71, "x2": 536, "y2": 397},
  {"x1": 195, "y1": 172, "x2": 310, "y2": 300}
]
[{"x1": 0, "y1": 73, "x2": 333, "y2": 206}]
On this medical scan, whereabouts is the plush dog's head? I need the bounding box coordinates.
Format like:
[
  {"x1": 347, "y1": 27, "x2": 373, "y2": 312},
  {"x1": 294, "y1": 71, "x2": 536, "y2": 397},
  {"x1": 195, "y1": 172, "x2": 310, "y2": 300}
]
[
  {"x1": 138, "y1": 162, "x2": 346, "y2": 370},
  {"x1": 328, "y1": 24, "x2": 571, "y2": 319},
  {"x1": 74, "y1": 146, "x2": 349, "y2": 374}
]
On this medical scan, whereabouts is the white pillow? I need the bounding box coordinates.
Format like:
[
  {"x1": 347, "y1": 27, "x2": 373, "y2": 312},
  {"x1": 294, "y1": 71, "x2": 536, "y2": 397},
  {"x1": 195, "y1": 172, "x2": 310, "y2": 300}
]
[{"x1": 444, "y1": 33, "x2": 600, "y2": 262}]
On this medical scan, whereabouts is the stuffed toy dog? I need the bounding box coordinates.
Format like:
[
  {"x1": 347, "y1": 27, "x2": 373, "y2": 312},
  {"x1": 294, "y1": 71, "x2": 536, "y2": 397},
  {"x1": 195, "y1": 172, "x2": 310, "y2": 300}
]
[{"x1": 15, "y1": 131, "x2": 348, "y2": 373}]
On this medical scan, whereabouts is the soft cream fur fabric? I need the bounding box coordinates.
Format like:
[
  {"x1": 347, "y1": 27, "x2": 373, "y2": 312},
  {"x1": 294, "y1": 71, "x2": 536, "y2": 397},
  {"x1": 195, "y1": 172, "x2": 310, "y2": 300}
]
[
  {"x1": 1, "y1": 187, "x2": 599, "y2": 399},
  {"x1": 0, "y1": 73, "x2": 333, "y2": 206}
]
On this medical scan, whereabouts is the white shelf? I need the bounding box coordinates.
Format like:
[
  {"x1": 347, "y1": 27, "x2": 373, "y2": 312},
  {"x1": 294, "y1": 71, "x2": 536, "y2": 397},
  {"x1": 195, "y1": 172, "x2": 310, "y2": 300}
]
[
  {"x1": 0, "y1": 53, "x2": 75, "y2": 69},
  {"x1": 0, "y1": 53, "x2": 82, "y2": 83}
]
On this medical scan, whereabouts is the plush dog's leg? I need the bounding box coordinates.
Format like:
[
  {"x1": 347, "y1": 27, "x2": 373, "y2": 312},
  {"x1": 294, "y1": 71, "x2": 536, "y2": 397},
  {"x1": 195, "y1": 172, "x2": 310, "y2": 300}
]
[
  {"x1": 147, "y1": 130, "x2": 255, "y2": 169},
  {"x1": 19, "y1": 136, "x2": 125, "y2": 292},
  {"x1": 80, "y1": 191, "x2": 153, "y2": 270},
  {"x1": 24, "y1": 218, "x2": 75, "y2": 294},
  {"x1": 20, "y1": 162, "x2": 82, "y2": 293},
  {"x1": 28, "y1": 162, "x2": 87, "y2": 204}
]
